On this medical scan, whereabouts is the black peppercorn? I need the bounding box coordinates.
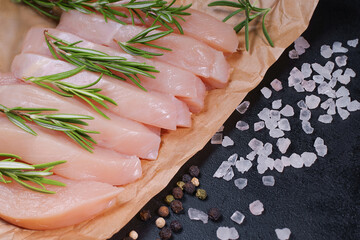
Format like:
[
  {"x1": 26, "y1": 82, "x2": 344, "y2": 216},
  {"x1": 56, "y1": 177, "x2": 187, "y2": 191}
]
[
  {"x1": 189, "y1": 165, "x2": 200, "y2": 177},
  {"x1": 183, "y1": 182, "x2": 195, "y2": 194},
  {"x1": 172, "y1": 187, "x2": 184, "y2": 199},
  {"x1": 139, "y1": 209, "x2": 151, "y2": 221},
  {"x1": 170, "y1": 220, "x2": 183, "y2": 233},
  {"x1": 170, "y1": 200, "x2": 183, "y2": 214},
  {"x1": 158, "y1": 206, "x2": 169, "y2": 218},
  {"x1": 182, "y1": 174, "x2": 192, "y2": 183},
  {"x1": 159, "y1": 227, "x2": 172, "y2": 240},
  {"x1": 208, "y1": 207, "x2": 222, "y2": 221}
]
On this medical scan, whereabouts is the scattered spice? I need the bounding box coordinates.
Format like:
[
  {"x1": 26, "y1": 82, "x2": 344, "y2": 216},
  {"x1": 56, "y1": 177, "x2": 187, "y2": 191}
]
[
  {"x1": 139, "y1": 210, "x2": 151, "y2": 221},
  {"x1": 170, "y1": 200, "x2": 184, "y2": 214},
  {"x1": 189, "y1": 165, "x2": 200, "y2": 177},
  {"x1": 129, "y1": 230, "x2": 138, "y2": 239},
  {"x1": 182, "y1": 174, "x2": 192, "y2": 183},
  {"x1": 208, "y1": 207, "x2": 222, "y2": 221},
  {"x1": 172, "y1": 187, "x2": 184, "y2": 199},
  {"x1": 159, "y1": 227, "x2": 172, "y2": 240},
  {"x1": 158, "y1": 206, "x2": 170, "y2": 218},
  {"x1": 156, "y1": 217, "x2": 166, "y2": 228},
  {"x1": 184, "y1": 182, "x2": 196, "y2": 194},
  {"x1": 196, "y1": 189, "x2": 207, "y2": 200},
  {"x1": 170, "y1": 220, "x2": 183, "y2": 233},
  {"x1": 165, "y1": 195, "x2": 175, "y2": 205},
  {"x1": 177, "y1": 181, "x2": 185, "y2": 190},
  {"x1": 191, "y1": 177, "x2": 200, "y2": 187}
]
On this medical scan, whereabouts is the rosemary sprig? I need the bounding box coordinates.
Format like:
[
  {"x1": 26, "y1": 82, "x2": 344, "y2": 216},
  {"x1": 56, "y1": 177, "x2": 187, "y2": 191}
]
[
  {"x1": 122, "y1": 0, "x2": 192, "y2": 34},
  {"x1": 0, "y1": 153, "x2": 66, "y2": 194},
  {"x1": 44, "y1": 31, "x2": 159, "y2": 89},
  {"x1": 208, "y1": 0, "x2": 274, "y2": 51},
  {"x1": 0, "y1": 105, "x2": 98, "y2": 152},
  {"x1": 117, "y1": 25, "x2": 173, "y2": 59}
]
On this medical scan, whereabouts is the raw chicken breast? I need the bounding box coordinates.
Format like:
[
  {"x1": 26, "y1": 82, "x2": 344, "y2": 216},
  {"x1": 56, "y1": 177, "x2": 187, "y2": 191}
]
[
  {"x1": 0, "y1": 84, "x2": 161, "y2": 160},
  {"x1": 112, "y1": 7, "x2": 239, "y2": 53},
  {"x1": 57, "y1": 10, "x2": 231, "y2": 88},
  {"x1": 0, "y1": 72, "x2": 22, "y2": 84},
  {"x1": 11, "y1": 53, "x2": 190, "y2": 130},
  {"x1": 23, "y1": 27, "x2": 206, "y2": 113},
  {"x1": 0, "y1": 117, "x2": 142, "y2": 185},
  {"x1": 0, "y1": 175, "x2": 122, "y2": 230}
]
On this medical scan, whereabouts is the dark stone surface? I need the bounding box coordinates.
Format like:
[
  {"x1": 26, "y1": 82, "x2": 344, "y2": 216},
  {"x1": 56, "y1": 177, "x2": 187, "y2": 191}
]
[{"x1": 111, "y1": 0, "x2": 360, "y2": 239}]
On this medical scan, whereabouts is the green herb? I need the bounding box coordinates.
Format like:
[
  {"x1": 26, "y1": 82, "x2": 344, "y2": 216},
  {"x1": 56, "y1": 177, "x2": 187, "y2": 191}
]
[
  {"x1": 0, "y1": 105, "x2": 98, "y2": 152},
  {"x1": 208, "y1": 0, "x2": 274, "y2": 51},
  {"x1": 122, "y1": 0, "x2": 192, "y2": 34},
  {"x1": 0, "y1": 153, "x2": 66, "y2": 194},
  {"x1": 117, "y1": 25, "x2": 173, "y2": 59}
]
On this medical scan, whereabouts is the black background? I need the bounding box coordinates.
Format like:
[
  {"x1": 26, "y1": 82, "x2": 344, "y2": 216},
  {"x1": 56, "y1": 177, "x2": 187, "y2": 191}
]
[{"x1": 111, "y1": 0, "x2": 360, "y2": 239}]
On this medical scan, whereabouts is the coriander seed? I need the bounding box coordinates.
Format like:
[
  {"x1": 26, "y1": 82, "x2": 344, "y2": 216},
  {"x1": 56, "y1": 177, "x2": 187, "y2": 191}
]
[
  {"x1": 172, "y1": 187, "x2": 184, "y2": 199},
  {"x1": 165, "y1": 195, "x2": 175, "y2": 205},
  {"x1": 208, "y1": 207, "x2": 222, "y2": 221},
  {"x1": 139, "y1": 209, "x2": 151, "y2": 221},
  {"x1": 170, "y1": 220, "x2": 183, "y2": 233},
  {"x1": 129, "y1": 230, "x2": 138, "y2": 239},
  {"x1": 191, "y1": 177, "x2": 199, "y2": 187},
  {"x1": 156, "y1": 217, "x2": 166, "y2": 228},
  {"x1": 196, "y1": 188, "x2": 207, "y2": 200},
  {"x1": 189, "y1": 165, "x2": 200, "y2": 177},
  {"x1": 159, "y1": 227, "x2": 172, "y2": 240},
  {"x1": 176, "y1": 181, "x2": 185, "y2": 190},
  {"x1": 182, "y1": 173, "x2": 192, "y2": 183},
  {"x1": 184, "y1": 182, "x2": 195, "y2": 194},
  {"x1": 158, "y1": 206, "x2": 169, "y2": 218},
  {"x1": 170, "y1": 200, "x2": 183, "y2": 213}
]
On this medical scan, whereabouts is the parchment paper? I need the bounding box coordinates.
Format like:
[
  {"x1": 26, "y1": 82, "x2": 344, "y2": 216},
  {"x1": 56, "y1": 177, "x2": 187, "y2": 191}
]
[{"x1": 0, "y1": 0, "x2": 318, "y2": 239}]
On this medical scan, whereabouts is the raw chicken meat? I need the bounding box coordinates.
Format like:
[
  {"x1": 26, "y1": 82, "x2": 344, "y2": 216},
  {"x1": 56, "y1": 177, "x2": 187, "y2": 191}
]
[
  {"x1": 11, "y1": 53, "x2": 191, "y2": 130},
  {"x1": 57, "y1": 11, "x2": 231, "y2": 88},
  {"x1": 0, "y1": 175, "x2": 122, "y2": 230},
  {"x1": 0, "y1": 117, "x2": 142, "y2": 185},
  {"x1": 0, "y1": 83, "x2": 161, "y2": 160},
  {"x1": 23, "y1": 27, "x2": 206, "y2": 113}
]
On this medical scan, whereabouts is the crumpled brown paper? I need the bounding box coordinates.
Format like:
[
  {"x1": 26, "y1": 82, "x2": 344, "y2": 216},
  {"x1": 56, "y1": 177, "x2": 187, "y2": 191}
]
[{"x1": 0, "y1": 0, "x2": 318, "y2": 239}]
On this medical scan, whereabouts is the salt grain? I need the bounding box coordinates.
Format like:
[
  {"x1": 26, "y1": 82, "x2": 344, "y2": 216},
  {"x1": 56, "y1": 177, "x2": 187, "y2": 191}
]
[
  {"x1": 301, "y1": 63, "x2": 312, "y2": 78},
  {"x1": 318, "y1": 114, "x2": 333, "y2": 124},
  {"x1": 281, "y1": 156, "x2": 291, "y2": 167},
  {"x1": 278, "y1": 119, "x2": 291, "y2": 131},
  {"x1": 313, "y1": 75, "x2": 324, "y2": 84},
  {"x1": 300, "y1": 109, "x2": 311, "y2": 121},
  {"x1": 335, "y1": 55, "x2": 348, "y2": 67},
  {"x1": 249, "y1": 200, "x2": 264, "y2": 215},
  {"x1": 213, "y1": 161, "x2": 232, "y2": 178},
  {"x1": 314, "y1": 137, "x2": 325, "y2": 147},
  {"x1": 314, "y1": 137, "x2": 327, "y2": 157},
  {"x1": 271, "y1": 79, "x2": 283, "y2": 91},
  {"x1": 265, "y1": 157, "x2": 275, "y2": 170},
  {"x1": 305, "y1": 95, "x2": 321, "y2": 109},
  {"x1": 274, "y1": 159, "x2": 284, "y2": 172},
  {"x1": 288, "y1": 67, "x2": 304, "y2": 87},
  {"x1": 270, "y1": 110, "x2": 281, "y2": 121},
  {"x1": 347, "y1": 38, "x2": 358, "y2": 47},
  {"x1": 327, "y1": 101, "x2": 336, "y2": 115},
  {"x1": 234, "y1": 178, "x2": 248, "y2": 190},
  {"x1": 302, "y1": 121, "x2": 314, "y2": 134},
  {"x1": 258, "y1": 108, "x2": 271, "y2": 121},
  {"x1": 312, "y1": 63, "x2": 331, "y2": 80},
  {"x1": 236, "y1": 121, "x2": 249, "y2": 131},
  {"x1": 337, "y1": 75, "x2": 351, "y2": 85},
  {"x1": 254, "y1": 121, "x2": 265, "y2": 131},
  {"x1": 332, "y1": 41, "x2": 348, "y2": 53},
  {"x1": 280, "y1": 105, "x2": 294, "y2": 117},
  {"x1": 188, "y1": 208, "x2": 208, "y2": 224},
  {"x1": 302, "y1": 80, "x2": 316, "y2": 92},
  {"x1": 261, "y1": 87, "x2": 272, "y2": 99},
  {"x1": 344, "y1": 68, "x2": 356, "y2": 78},
  {"x1": 301, "y1": 152, "x2": 317, "y2": 167},
  {"x1": 332, "y1": 69, "x2": 343, "y2": 78},
  {"x1": 294, "y1": 36, "x2": 310, "y2": 55},
  {"x1": 257, "y1": 163, "x2": 268, "y2": 174},
  {"x1": 265, "y1": 119, "x2": 278, "y2": 130},
  {"x1": 269, "y1": 128, "x2": 285, "y2": 138},
  {"x1": 320, "y1": 98, "x2": 333, "y2": 110},
  {"x1": 347, "y1": 100, "x2": 360, "y2": 112},
  {"x1": 216, "y1": 227, "x2": 239, "y2": 240},
  {"x1": 262, "y1": 176, "x2": 275, "y2": 186},
  {"x1": 297, "y1": 100, "x2": 307, "y2": 109},
  {"x1": 336, "y1": 86, "x2": 350, "y2": 98},
  {"x1": 246, "y1": 151, "x2": 257, "y2": 161},
  {"x1": 211, "y1": 133, "x2": 223, "y2": 144},
  {"x1": 275, "y1": 228, "x2": 291, "y2": 240},
  {"x1": 288, "y1": 49, "x2": 299, "y2": 59},
  {"x1": 272, "y1": 99, "x2": 282, "y2": 109},
  {"x1": 336, "y1": 96, "x2": 351, "y2": 108},
  {"x1": 325, "y1": 61, "x2": 335, "y2": 73},
  {"x1": 236, "y1": 101, "x2": 250, "y2": 114},
  {"x1": 277, "y1": 138, "x2": 291, "y2": 154},
  {"x1": 227, "y1": 153, "x2": 238, "y2": 166},
  {"x1": 235, "y1": 159, "x2": 252, "y2": 174},
  {"x1": 320, "y1": 45, "x2": 333, "y2": 58},
  {"x1": 328, "y1": 77, "x2": 337, "y2": 88},
  {"x1": 248, "y1": 138, "x2": 264, "y2": 152},
  {"x1": 230, "y1": 211, "x2": 245, "y2": 225},
  {"x1": 223, "y1": 168, "x2": 234, "y2": 181},
  {"x1": 222, "y1": 136, "x2": 234, "y2": 147},
  {"x1": 294, "y1": 83, "x2": 305, "y2": 92},
  {"x1": 337, "y1": 107, "x2": 350, "y2": 120},
  {"x1": 290, "y1": 153, "x2": 304, "y2": 168}
]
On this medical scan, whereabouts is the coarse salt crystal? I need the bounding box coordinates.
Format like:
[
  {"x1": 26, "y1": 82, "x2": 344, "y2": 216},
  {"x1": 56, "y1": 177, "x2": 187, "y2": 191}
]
[
  {"x1": 320, "y1": 45, "x2": 333, "y2": 58},
  {"x1": 294, "y1": 83, "x2": 305, "y2": 92},
  {"x1": 312, "y1": 63, "x2": 331, "y2": 80},
  {"x1": 347, "y1": 100, "x2": 360, "y2": 112},
  {"x1": 211, "y1": 132, "x2": 223, "y2": 144},
  {"x1": 327, "y1": 101, "x2": 337, "y2": 115},
  {"x1": 230, "y1": 211, "x2": 245, "y2": 225},
  {"x1": 258, "y1": 108, "x2": 271, "y2": 121},
  {"x1": 227, "y1": 153, "x2": 238, "y2": 166},
  {"x1": 262, "y1": 176, "x2": 275, "y2": 186},
  {"x1": 236, "y1": 101, "x2": 250, "y2": 114},
  {"x1": 290, "y1": 153, "x2": 304, "y2": 168},
  {"x1": 271, "y1": 79, "x2": 283, "y2": 91},
  {"x1": 248, "y1": 138, "x2": 264, "y2": 152},
  {"x1": 257, "y1": 162, "x2": 268, "y2": 174},
  {"x1": 216, "y1": 227, "x2": 239, "y2": 240},
  {"x1": 336, "y1": 86, "x2": 350, "y2": 98},
  {"x1": 336, "y1": 96, "x2": 351, "y2": 108},
  {"x1": 272, "y1": 99, "x2": 282, "y2": 109},
  {"x1": 335, "y1": 55, "x2": 348, "y2": 67},
  {"x1": 236, "y1": 121, "x2": 249, "y2": 131},
  {"x1": 281, "y1": 156, "x2": 291, "y2": 167},
  {"x1": 288, "y1": 49, "x2": 299, "y2": 59},
  {"x1": 188, "y1": 208, "x2": 208, "y2": 224},
  {"x1": 301, "y1": 152, "x2": 317, "y2": 167},
  {"x1": 297, "y1": 100, "x2": 307, "y2": 109},
  {"x1": 275, "y1": 228, "x2": 291, "y2": 240},
  {"x1": 269, "y1": 128, "x2": 285, "y2": 138},
  {"x1": 318, "y1": 114, "x2": 333, "y2": 124},
  {"x1": 235, "y1": 159, "x2": 252, "y2": 174},
  {"x1": 223, "y1": 168, "x2": 234, "y2": 181},
  {"x1": 213, "y1": 161, "x2": 232, "y2": 178},
  {"x1": 261, "y1": 87, "x2": 272, "y2": 99},
  {"x1": 300, "y1": 109, "x2": 311, "y2": 121},
  {"x1": 274, "y1": 159, "x2": 284, "y2": 172},
  {"x1": 344, "y1": 68, "x2": 356, "y2": 78},
  {"x1": 280, "y1": 105, "x2": 294, "y2": 117},
  {"x1": 302, "y1": 80, "x2": 316, "y2": 92},
  {"x1": 305, "y1": 95, "x2": 321, "y2": 109},
  {"x1": 337, "y1": 75, "x2": 351, "y2": 85},
  {"x1": 247, "y1": 151, "x2": 257, "y2": 161},
  {"x1": 302, "y1": 121, "x2": 314, "y2": 134},
  {"x1": 249, "y1": 200, "x2": 264, "y2": 215},
  {"x1": 337, "y1": 107, "x2": 350, "y2": 120},
  {"x1": 313, "y1": 75, "x2": 324, "y2": 84},
  {"x1": 278, "y1": 118, "x2": 291, "y2": 131},
  {"x1": 301, "y1": 63, "x2": 312, "y2": 78},
  {"x1": 217, "y1": 125, "x2": 224, "y2": 132},
  {"x1": 277, "y1": 138, "x2": 291, "y2": 154},
  {"x1": 254, "y1": 121, "x2": 265, "y2": 131},
  {"x1": 234, "y1": 178, "x2": 248, "y2": 190},
  {"x1": 222, "y1": 136, "x2": 234, "y2": 147},
  {"x1": 294, "y1": 36, "x2": 310, "y2": 55},
  {"x1": 347, "y1": 38, "x2": 359, "y2": 47},
  {"x1": 332, "y1": 41, "x2": 348, "y2": 53}
]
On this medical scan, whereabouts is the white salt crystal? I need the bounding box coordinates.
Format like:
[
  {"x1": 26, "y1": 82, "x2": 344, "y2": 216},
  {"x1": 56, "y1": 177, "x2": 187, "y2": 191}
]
[
  {"x1": 236, "y1": 121, "x2": 249, "y2": 131},
  {"x1": 332, "y1": 69, "x2": 343, "y2": 78},
  {"x1": 272, "y1": 99, "x2": 282, "y2": 109},
  {"x1": 305, "y1": 95, "x2": 321, "y2": 109},
  {"x1": 227, "y1": 153, "x2": 238, "y2": 166},
  {"x1": 236, "y1": 101, "x2": 250, "y2": 114},
  {"x1": 234, "y1": 178, "x2": 248, "y2": 190},
  {"x1": 262, "y1": 176, "x2": 275, "y2": 186},
  {"x1": 344, "y1": 68, "x2": 356, "y2": 78},
  {"x1": 216, "y1": 227, "x2": 239, "y2": 240},
  {"x1": 290, "y1": 153, "x2": 304, "y2": 168},
  {"x1": 271, "y1": 79, "x2": 283, "y2": 91},
  {"x1": 332, "y1": 41, "x2": 348, "y2": 53},
  {"x1": 301, "y1": 152, "x2": 317, "y2": 167},
  {"x1": 347, "y1": 38, "x2": 359, "y2": 47},
  {"x1": 217, "y1": 125, "x2": 224, "y2": 132},
  {"x1": 302, "y1": 80, "x2": 316, "y2": 92},
  {"x1": 274, "y1": 159, "x2": 284, "y2": 172},
  {"x1": 313, "y1": 75, "x2": 324, "y2": 84},
  {"x1": 318, "y1": 114, "x2": 333, "y2": 123},
  {"x1": 337, "y1": 75, "x2": 351, "y2": 85},
  {"x1": 294, "y1": 36, "x2": 310, "y2": 55},
  {"x1": 315, "y1": 145, "x2": 328, "y2": 157},
  {"x1": 265, "y1": 158, "x2": 275, "y2": 170},
  {"x1": 335, "y1": 55, "x2": 348, "y2": 67},
  {"x1": 231, "y1": 211, "x2": 245, "y2": 225},
  {"x1": 294, "y1": 83, "x2": 305, "y2": 92},
  {"x1": 257, "y1": 162, "x2": 268, "y2": 174},
  {"x1": 222, "y1": 136, "x2": 234, "y2": 147},
  {"x1": 258, "y1": 143, "x2": 273, "y2": 157},
  {"x1": 228, "y1": 228, "x2": 239, "y2": 240},
  {"x1": 297, "y1": 100, "x2": 307, "y2": 109},
  {"x1": 288, "y1": 67, "x2": 304, "y2": 87},
  {"x1": 327, "y1": 101, "x2": 336, "y2": 115},
  {"x1": 302, "y1": 121, "x2": 314, "y2": 134},
  {"x1": 336, "y1": 86, "x2": 350, "y2": 98},
  {"x1": 254, "y1": 121, "x2": 265, "y2": 132},
  {"x1": 261, "y1": 87, "x2": 272, "y2": 99},
  {"x1": 265, "y1": 119, "x2": 278, "y2": 130},
  {"x1": 336, "y1": 96, "x2": 351, "y2": 108},
  {"x1": 249, "y1": 200, "x2": 264, "y2": 215},
  {"x1": 277, "y1": 138, "x2": 291, "y2": 154},
  {"x1": 223, "y1": 167, "x2": 234, "y2": 181},
  {"x1": 247, "y1": 151, "x2": 257, "y2": 161},
  {"x1": 301, "y1": 63, "x2": 312, "y2": 78},
  {"x1": 213, "y1": 161, "x2": 232, "y2": 178},
  {"x1": 347, "y1": 100, "x2": 360, "y2": 112},
  {"x1": 281, "y1": 156, "x2": 291, "y2": 167},
  {"x1": 236, "y1": 159, "x2": 252, "y2": 174},
  {"x1": 269, "y1": 128, "x2": 285, "y2": 138},
  {"x1": 312, "y1": 63, "x2": 331, "y2": 80},
  {"x1": 320, "y1": 98, "x2": 333, "y2": 110},
  {"x1": 328, "y1": 77, "x2": 337, "y2": 88},
  {"x1": 280, "y1": 105, "x2": 294, "y2": 117},
  {"x1": 188, "y1": 208, "x2": 208, "y2": 224},
  {"x1": 258, "y1": 108, "x2": 271, "y2": 121},
  {"x1": 314, "y1": 137, "x2": 325, "y2": 147},
  {"x1": 211, "y1": 132, "x2": 223, "y2": 144},
  {"x1": 270, "y1": 110, "x2": 281, "y2": 121},
  {"x1": 337, "y1": 107, "x2": 350, "y2": 120},
  {"x1": 320, "y1": 45, "x2": 333, "y2": 58},
  {"x1": 300, "y1": 109, "x2": 311, "y2": 121},
  {"x1": 318, "y1": 83, "x2": 335, "y2": 98},
  {"x1": 288, "y1": 49, "x2": 299, "y2": 59},
  {"x1": 275, "y1": 228, "x2": 291, "y2": 240},
  {"x1": 325, "y1": 61, "x2": 335, "y2": 73},
  {"x1": 248, "y1": 138, "x2": 264, "y2": 152},
  {"x1": 278, "y1": 119, "x2": 291, "y2": 131}
]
